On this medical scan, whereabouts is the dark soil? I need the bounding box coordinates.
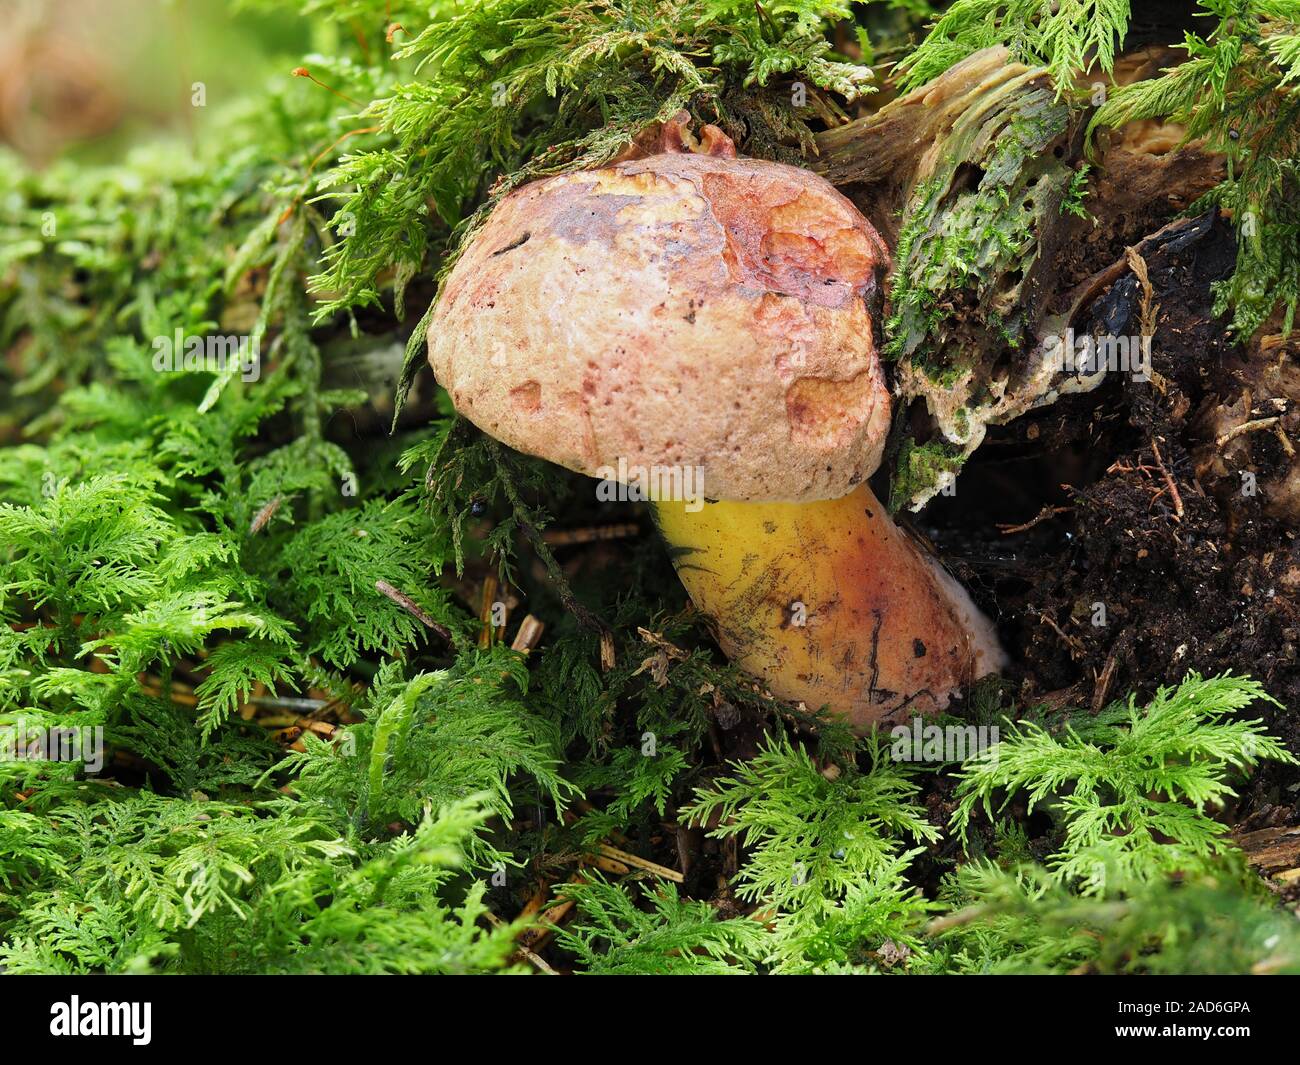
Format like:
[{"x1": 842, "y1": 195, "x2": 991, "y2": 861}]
[{"x1": 923, "y1": 208, "x2": 1300, "y2": 844}]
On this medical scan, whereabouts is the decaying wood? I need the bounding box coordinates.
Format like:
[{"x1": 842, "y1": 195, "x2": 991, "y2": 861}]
[
  {"x1": 808, "y1": 47, "x2": 1229, "y2": 511},
  {"x1": 812, "y1": 48, "x2": 1045, "y2": 244},
  {"x1": 1231, "y1": 825, "x2": 1300, "y2": 878}
]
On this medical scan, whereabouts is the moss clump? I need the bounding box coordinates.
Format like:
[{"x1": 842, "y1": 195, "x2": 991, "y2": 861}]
[
  {"x1": 889, "y1": 438, "x2": 967, "y2": 512},
  {"x1": 884, "y1": 83, "x2": 1072, "y2": 366}
]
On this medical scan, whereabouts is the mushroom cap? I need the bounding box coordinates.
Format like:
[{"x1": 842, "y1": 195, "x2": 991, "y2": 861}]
[{"x1": 429, "y1": 138, "x2": 891, "y2": 502}]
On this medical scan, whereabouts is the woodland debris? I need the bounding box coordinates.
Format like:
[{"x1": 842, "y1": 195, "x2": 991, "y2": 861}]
[
  {"x1": 1231, "y1": 825, "x2": 1300, "y2": 877},
  {"x1": 374, "y1": 579, "x2": 452, "y2": 640},
  {"x1": 1148, "y1": 436, "x2": 1184, "y2": 521},
  {"x1": 597, "y1": 843, "x2": 684, "y2": 884},
  {"x1": 510, "y1": 614, "x2": 545, "y2": 653},
  {"x1": 542, "y1": 523, "x2": 640, "y2": 546},
  {"x1": 1217, "y1": 416, "x2": 1281, "y2": 449}
]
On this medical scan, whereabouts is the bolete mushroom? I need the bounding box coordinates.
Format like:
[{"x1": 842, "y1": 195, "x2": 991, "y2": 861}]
[{"x1": 428, "y1": 115, "x2": 1005, "y2": 731}]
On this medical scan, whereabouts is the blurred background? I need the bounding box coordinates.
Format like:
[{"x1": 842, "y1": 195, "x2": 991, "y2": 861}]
[{"x1": 0, "y1": 0, "x2": 311, "y2": 165}]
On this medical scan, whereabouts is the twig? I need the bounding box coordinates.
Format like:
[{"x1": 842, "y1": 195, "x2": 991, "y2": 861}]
[
  {"x1": 518, "y1": 874, "x2": 585, "y2": 951},
  {"x1": 598, "y1": 843, "x2": 685, "y2": 883},
  {"x1": 1091, "y1": 639, "x2": 1124, "y2": 714},
  {"x1": 542, "y1": 523, "x2": 640, "y2": 546},
  {"x1": 485, "y1": 912, "x2": 558, "y2": 975},
  {"x1": 247, "y1": 695, "x2": 330, "y2": 712},
  {"x1": 1148, "y1": 437, "x2": 1184, "y2": 521},
  {"x1": 1039, "y1": 611, "x2": 1084, "y2": 657},
  {"x1": 258, "y1": 716, "x2": 336, "y2": 735},
  {"x1": 1217, "y1": 416, "x2": 1280, "y2": 449},
  {"x1": 926, "y1": 905, "x2": 990, "y2": 934},
  {"x1": 374, "y1": 580, "x2": 452, "y2": 641},
  {"x1": 997, "y1": 505, "x2": 1072, "y2": 535},
  {"x1": 479, "y1": 573, "x2": 500, "y2": 649},
  {"x1": 1275, "y1": 424, "x2": 1296, "y2": 457}
]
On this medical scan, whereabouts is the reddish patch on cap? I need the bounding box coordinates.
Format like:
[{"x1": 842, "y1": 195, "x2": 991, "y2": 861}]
[
  {"x1": 785, "y1": 371, "x2": 882, "y2": 451},
  {"x1": 510, "y1": 380, "x2": 542, "y2": 413}
]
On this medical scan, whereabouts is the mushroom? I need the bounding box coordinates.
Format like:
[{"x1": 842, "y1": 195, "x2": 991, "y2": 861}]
[{"x1": 428, "y1": 115, "x2": 1005, "y2": 731}]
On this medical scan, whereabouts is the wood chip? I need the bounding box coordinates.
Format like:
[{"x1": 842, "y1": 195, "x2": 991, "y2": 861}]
[{"x1": 510, "y1": 614, "x2": 545, "y2": 653}]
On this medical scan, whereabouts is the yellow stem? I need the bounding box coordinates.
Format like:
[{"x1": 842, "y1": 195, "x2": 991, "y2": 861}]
[{"x1": 654, "y1": 485, "x2": 1003, "y2": 732}]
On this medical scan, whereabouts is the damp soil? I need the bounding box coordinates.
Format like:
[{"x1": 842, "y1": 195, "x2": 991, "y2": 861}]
[{"x1": 917, "y1": 209, "x2": 1300, "y2": 857}]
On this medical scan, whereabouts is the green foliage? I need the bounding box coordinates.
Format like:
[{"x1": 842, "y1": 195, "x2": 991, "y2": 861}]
[
  {"x1": 763, "y1": 849, "x2": 936, "y2": 973},
  {"x1": 262, "y1": 795, "x2": 528, "y2": 975},
  {"x1": 1060, "y1": 161, "x2": 1093, "y2": 219},
  {"x1": 1091, "y1": 0, "x2": 1300, "y2": 336},
  {"x1": 285, "y1": 656, "x2": 577, "y2": 854},
  {"x1": 0, "y1": 4, "x2": 587, "y2": 972},
  {"x1": 684, "y1": 735, "x2": 940, "y2": 971},
  {"x1": 953, "y1": 673, "x2": 1296, "y2": 895},
  {"x1": 276, "y1": 498, "x2": 459, "y2": 668},
  {"x1": 889, "y1": 437, "x2": 967, "y2": 511},
  {"x1": 553, "y1": 875, "x2": 765, "y2": 974},
  {"x1": 686, "y1": 734, "x2": 939, "y2": 910},
  {"x1": 2, "y1": 0, "x2": 1298, "y2": 978},
  {"x1": 573, "y1": 743, "x2": 691, "y2": 828},
  {"x1": 397, "y1": 419, "x2": 561, "y2": 580},
  {"x1": 899, "y1": 0, "x2": 1131, "y2": 92},
  {"x1": 932, "y1": 860, "x2": 1300, "y2": 974},
  {"x1": 0, "y1": 792, "x2": 523, "y2": 975}
]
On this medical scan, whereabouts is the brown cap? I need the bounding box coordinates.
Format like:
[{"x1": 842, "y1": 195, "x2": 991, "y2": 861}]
[{"x1": 429, "y1": 124, "x2": 891, "y2": 503}]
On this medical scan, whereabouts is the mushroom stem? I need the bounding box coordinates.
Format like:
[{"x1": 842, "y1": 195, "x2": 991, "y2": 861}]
[{"x1": 654, "y1": 485, "x2": 1005, "y2": 731}]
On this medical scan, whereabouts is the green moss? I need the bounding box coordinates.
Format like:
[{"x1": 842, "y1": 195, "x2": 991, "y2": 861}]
[
  {"x1": 2, "y1": 0, "x2": 1296, "y2": 978},
  {"x1": 884, "y1": 85, "x2": 1070, "y2": 367},
  {"x1": 889, "y1": 438, "x2": 967, "y2": 512}
]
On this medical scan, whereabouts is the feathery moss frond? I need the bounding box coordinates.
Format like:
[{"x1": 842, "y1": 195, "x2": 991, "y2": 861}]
[{"x1": 952, "y1": 673, "x2": 1295, "y2": 895}]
